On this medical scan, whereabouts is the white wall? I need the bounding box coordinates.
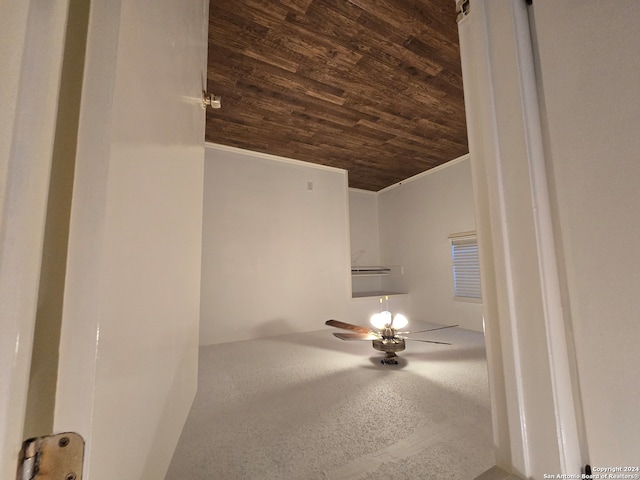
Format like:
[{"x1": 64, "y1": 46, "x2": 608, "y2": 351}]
[
  {"x1": 532, "y1": 1, "x2": 640, "y2": 465},
  {"x1": 200, "y1": 146, "x2": 479, "y2": 344},
  {"x1": 348, "y1": 189, "x2": 380, "y2": 267},
  {"x1": 200, "y1": 144, "x2": 355, "y2": 345},
  {"x1": 348, "y1": 189, "x2": 385, "y2": 295},
  {"x1": 377, "y1": 156, "x2": 483, "y2": 332}
]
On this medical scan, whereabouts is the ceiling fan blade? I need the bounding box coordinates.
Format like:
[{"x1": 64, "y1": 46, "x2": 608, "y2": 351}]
[
  {"x1": 400, "y1": 337, "x2": 451, "y2": 345},
  {"x1": 325, "y1": 319, "x2": 371, "y2": 334},
  {"x1": 401, "y1": 324, "x2": 459, "y2": 335},
  {"x1": 333, "y1": 332, "x2": 379, "y2": 341}
]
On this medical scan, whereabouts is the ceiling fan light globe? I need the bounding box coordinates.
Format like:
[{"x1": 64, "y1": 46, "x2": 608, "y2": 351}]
[
  {"x1": 370, "y1": 311, "x2": 392, "y2": 329},
  {"x1": 392, "y1": 313, "x2": 408, "y2": 329}
]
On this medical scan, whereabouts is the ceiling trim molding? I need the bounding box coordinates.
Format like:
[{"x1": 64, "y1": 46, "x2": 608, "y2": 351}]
[
  {"x1": 347, "y1": 187, "x2": 378, "y2": 195},
  {"x1": 205, "y1": 142, "x2": 347, "y2": 175},
  {"x1": 377, "y1": 153, "x2": 471, "y2": 194}
]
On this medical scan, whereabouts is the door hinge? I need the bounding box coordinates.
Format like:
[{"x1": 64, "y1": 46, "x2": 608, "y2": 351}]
[
  {"x1": 17, "y1": 432, "x2": 84, "y2": 480},
  {"x1": 456, "y1": 0, "x2": 470, "y2": 23}
]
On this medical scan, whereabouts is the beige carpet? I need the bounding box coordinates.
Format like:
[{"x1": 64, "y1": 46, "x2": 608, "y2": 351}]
[{"x1": 165, "y1": 322, "x2": 494, "y2": 479}]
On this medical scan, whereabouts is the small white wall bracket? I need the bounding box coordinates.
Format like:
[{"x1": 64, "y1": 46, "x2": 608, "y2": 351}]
[
  {"x1": 456, "y1": 0, "x2": 470, "y2": 23},
  {"x1": 202, "y1": 92, "x2": 221, "y2": 109}
]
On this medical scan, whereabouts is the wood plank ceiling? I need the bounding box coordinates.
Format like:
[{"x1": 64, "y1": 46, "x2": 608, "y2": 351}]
[{"x1": 206, "y1": 0, "x2": 468, "y2": 192}]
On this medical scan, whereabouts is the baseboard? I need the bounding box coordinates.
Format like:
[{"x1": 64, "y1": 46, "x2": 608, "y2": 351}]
[{"x1": 475, "y1": 466, "x2": 524, "y2": 480}]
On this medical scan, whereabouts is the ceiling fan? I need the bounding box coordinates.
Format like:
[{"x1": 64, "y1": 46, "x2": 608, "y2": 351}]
[{"x1": 325, "y1": 312, "x2": 458, "y2": 365}]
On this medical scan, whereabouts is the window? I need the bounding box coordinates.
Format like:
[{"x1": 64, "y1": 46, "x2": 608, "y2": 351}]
[{"x1": 450, "y1": 232, "x2": 481, "y2": 301}]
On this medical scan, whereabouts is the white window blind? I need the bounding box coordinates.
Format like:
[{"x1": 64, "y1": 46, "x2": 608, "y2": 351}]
[{"x1": 450, "y1": 233, "x2": 481, "y2": 300}]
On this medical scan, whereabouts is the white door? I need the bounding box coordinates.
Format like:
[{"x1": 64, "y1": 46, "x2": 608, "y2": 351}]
[{"x1": 0, "y1": 0, "x2": 208, "y2": 478}]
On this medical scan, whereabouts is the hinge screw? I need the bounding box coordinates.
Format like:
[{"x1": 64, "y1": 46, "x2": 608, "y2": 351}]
[
  {"x1": 65, "y1": 473, "x2": 77, "y2": 480},
  {"x1": 59, "y1": 437, "x2": 70, "y2": 448}
]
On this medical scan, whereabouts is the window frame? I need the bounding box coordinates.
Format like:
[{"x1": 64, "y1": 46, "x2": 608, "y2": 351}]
[{"x1": 449, "y1": 231, "x2": 482, "y2": 303}]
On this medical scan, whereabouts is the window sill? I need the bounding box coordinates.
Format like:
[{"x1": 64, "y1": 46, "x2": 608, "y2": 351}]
[{"x1": 453, "y1": 296, "x2": 482, "y2": 304}]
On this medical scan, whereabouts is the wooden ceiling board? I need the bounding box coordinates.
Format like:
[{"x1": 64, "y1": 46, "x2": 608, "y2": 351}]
[{"x1": 206, "y1": 0, "x2": 468, "y2": 191}]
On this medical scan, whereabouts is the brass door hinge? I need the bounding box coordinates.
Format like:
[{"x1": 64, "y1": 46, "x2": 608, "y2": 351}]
[{"x1": 18, "y1": 432, "x2": 84, "y2": 480}]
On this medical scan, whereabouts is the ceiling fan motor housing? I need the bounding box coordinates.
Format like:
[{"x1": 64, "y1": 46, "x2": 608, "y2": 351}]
[{"x1": 372, "y1": 338, "x2": 406, "y2": 353}]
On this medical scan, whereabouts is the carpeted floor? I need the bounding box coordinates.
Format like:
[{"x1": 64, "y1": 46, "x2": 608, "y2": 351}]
[{"x1": 165, "y1": 322, "x2": 494, "y2": 480}]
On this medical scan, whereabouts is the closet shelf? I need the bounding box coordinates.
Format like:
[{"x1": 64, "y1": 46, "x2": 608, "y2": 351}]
[
  {"x1": 351, "y1": 265, "x2": 405, "y2": 298},
  {"x1": 351, "y1": 266, "x2": 392, "y2": 276},
  {"x1": 352, "y1": 290, "x2": 407, "y2": 299}
]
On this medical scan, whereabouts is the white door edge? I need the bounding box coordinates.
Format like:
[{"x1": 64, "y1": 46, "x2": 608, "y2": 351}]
[{"x1": 0, "y1": 2, "x2": 70, "y2": 478}]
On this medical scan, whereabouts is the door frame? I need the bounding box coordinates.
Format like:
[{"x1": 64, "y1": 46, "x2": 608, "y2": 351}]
[
  {"x1": 0, "y1": 2, "x2": 70, "y2": 478},
  {"x1": 456, "y1": 1, "x2": 583, "y2": 477}
]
